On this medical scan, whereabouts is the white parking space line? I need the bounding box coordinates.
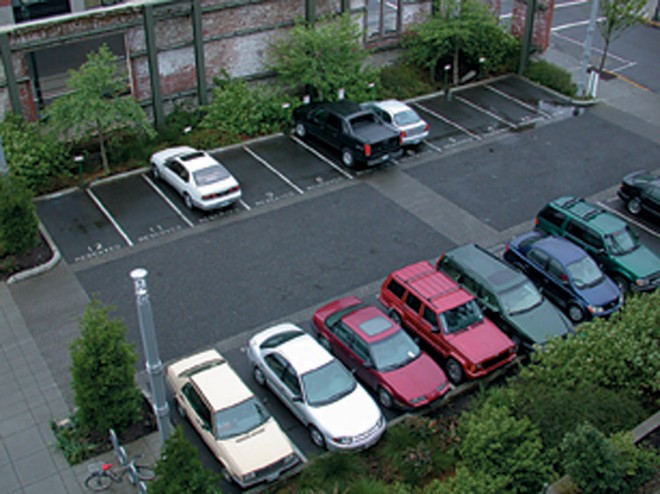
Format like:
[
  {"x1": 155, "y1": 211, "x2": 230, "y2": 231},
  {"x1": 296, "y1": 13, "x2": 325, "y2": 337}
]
[
  {"x1": 597, "y1": 201, "x2": 660, "y2": 238},
  {"x1": 556, "y1": 0, "x2": 589, "y2": 8},
  {"x1": 484, "y1": 84, "x2": 552, "y2": 119},
  {"x1": 455, "y1": 95, "x2": 518, "y2": 130},
  {"x1": 424, "y1": 140, "x2": 443, "y2": 153},
  {"x1": 551, "y1": 18, "x2": 604, "y2": 32},
  {"x1": 412, "y1": 101, "x2": 482, "y2": 140},
  {"x1": 242, "y1": 145, "x2": 305, "y2": 195},
  {"x1": 290, "y1": 135, "x2": 354, "y2": 179},
  {"x1": 142, "y1": 174, "x2": 196, "y2": 228},
  {"x1": 551, "y1": 31, "x2": 637, "y2": 73},
  {"x1": 239, "y1": 199, "x2": 252, "y2": 211},
  {"x1": 86, "y1": 187, "x2": 134, "y2": 247}
]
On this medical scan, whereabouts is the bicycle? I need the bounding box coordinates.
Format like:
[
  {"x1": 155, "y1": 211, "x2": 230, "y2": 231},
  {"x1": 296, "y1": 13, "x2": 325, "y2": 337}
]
[{"x1": 84, "y1": 455, "x2": 156, "y2": 491}]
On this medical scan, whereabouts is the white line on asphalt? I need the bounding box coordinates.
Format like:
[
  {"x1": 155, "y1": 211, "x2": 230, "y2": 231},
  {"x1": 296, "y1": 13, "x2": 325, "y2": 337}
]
[
  {"x1": 290, "y1": 135, "x2": 354, "y2": 179},
  {"x1": 424, "y1": 140, "x2": 443, "y2": 153},
  {"x1": 551, "y1": 31, "x2": 637, "y2": 69},
  {"x1": 455, "y1": 95, "x2": 518, "y2": 129},
  {"x1": 142, "y1": 174, "x2": 196, "y2": 228},
  {"x1": 484, "y1": 84, "x2": 552, "y2": 119},
  {"x1": 555, "y1": 0, "x2": 589, "y2": 8},
  {"x1": 551, "y1": 18, "x2": 604, "y2": 32},
  {"x1": 239, "y1": 199, "x2": 251, "y2": 211},
  {"x1": 597, "y1": 201, "x2": 660, "y2": 238},
  {"x1": 242, "y1": 145, "x2": 305, "y2": 195},
  {"x1": 412, "y1": 102, "x2": 481, "y2": 140},
  {"x1": 86, "y1": 188, "x2": 134, "y2": 247}
]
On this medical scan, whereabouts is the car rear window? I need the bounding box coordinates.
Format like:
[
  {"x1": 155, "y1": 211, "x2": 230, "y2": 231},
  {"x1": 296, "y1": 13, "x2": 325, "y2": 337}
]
[
  {"x1": 393, "y1": 109, "x2": 420, "y2": 126},
  {"x1": 261, "y1": 331, "x2": 304, "y2": 349},
  {"x1": 193, "y1": 165, "x2": 230, "y2": 186}
]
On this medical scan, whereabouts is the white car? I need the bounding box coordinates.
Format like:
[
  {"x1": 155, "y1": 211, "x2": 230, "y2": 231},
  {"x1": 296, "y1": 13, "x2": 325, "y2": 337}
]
[
  {"x1": 166, "y1": 349, "x2": 301, "y2": 488},
  {"x1": 362, "y1": 99, "x2": 430, "y2": 147},
  {"x1": 246, "y1": 323, "x2": 386, "y2": 451},
  {"x1": 150, "y1": 146, "x2": 241, "y2": 210}
]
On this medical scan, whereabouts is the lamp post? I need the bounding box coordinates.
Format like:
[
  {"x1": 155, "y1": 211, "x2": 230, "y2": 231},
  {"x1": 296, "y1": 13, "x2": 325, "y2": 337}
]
[
  {"x1": 479, "y1": 57, "x2": 486, "y2": 79},
  {"x1": 183, "y1": 126, "x2": 192, "y2": 146},
  {"x1": 444, "y1": 64, "x2": 452, "y2": 101},
  {"x1": 74, "y1": 155, "x2": 85, "y2": 188}
]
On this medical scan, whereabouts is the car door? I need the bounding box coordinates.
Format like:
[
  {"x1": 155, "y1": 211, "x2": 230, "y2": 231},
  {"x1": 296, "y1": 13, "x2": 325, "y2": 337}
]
[
  {"x1": 181, "y1": 383, "x2": 217, "y2": 452},
  {"x1": 263, "y1": 353, "x2": 305, "y2": 423},
  {"x1": 420, "y1": 304, "x2": 450, "y2": 358},
  {"x1": 326, "y1": 321, "x2": 357, "y2": 368},
  {"x1": 346, "y1": 330, "x2": 379, "y2": 392},
  {"x1": 322, "y1": 113, "x2": 343, "y2": 150},
  {"x1": 642, "y1": 185, "x2": 660, "y2": 220},
  {"x1": 544, "y1": 257, "x2": 575, "y2": 309},
  {"x1": 306, "y1": 108, "x2": 329, "y2": 141},
  {"x1": 163, "y1": 159, "x2": 190, "y2": 196},
  {"x1": 525, "y1": 248, "x2": 564, "y2": 305}
]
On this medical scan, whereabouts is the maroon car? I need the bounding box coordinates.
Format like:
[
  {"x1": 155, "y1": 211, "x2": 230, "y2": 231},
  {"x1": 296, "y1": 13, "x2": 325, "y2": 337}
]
[{"x1": 312, "y1": 296, "x2": 451, "y2": 410}]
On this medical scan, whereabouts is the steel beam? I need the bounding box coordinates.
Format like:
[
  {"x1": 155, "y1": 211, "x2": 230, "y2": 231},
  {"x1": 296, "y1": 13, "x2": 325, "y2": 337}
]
[
  {"x1": 0, "y1": 33, "x2": 22, "y2": 115},
  {"x1": 143, "y1": 4, "x2": 164, "y2": 130},
  {"x1": 192, "y1": 0, "x2": 208, "y2": 106}
]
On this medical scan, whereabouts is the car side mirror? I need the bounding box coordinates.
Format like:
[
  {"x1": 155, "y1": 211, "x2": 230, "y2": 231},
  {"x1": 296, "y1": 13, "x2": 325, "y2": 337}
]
[{"x1": 363, "y1": 360, "x2": 373, "y2": 369}]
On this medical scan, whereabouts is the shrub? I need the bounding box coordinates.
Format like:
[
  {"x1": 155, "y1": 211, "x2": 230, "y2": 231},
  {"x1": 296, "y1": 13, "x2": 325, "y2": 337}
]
[
  {"x1": 70, "y1": 298, "x2": 142, "y2": 437},
  {"x1": 378, "y1": 61, "x2": 437, "y2": 100},
  {"x1": 525, "y1": 60, "x2": 578, "y2": 98},
  {"x1": 0, "y1": 174, "x2": 39, "y2": 256},
  {"x1": 297, "y1": 451, "x2": 366, "y2": 491},
  {"x1": 150, "y1": 426, "x2": 220, "y2": 494}
]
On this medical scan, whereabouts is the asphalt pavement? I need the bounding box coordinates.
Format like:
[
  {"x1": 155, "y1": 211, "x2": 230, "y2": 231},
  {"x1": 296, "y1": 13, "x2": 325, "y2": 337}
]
[{"x1": 1, "y1": 43, "x2": 659, "y2": 494}]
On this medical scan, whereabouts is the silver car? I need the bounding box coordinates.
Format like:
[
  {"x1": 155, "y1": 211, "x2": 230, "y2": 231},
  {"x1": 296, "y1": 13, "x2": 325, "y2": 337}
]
[
  {"x1": 247, "y1": 323, "x2": 386, "y2": 451},
  {"x1": 362, "y1": 99, "x2": 429, "y2": 147}
]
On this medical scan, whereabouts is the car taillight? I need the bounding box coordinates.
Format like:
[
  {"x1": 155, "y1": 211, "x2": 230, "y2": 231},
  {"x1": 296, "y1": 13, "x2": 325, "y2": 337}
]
[
  {"x1": 401, "y1": 130, "x2": 408, "y2": 138},
  {"x1": 424, "y1": 123, "x2": 430, "y2": 131},
  {"x1": 399, "y1": 133, "x2": 404, "y2": 144},
  {"x1": 364, "y1": 144, "x2": 372, "y2": 157},
  {"x1": 534, "y1": 217, "x2": 539, "y2": 227},
  {"x1": 228, "y1": 185, "x2": 240, "y2": 193}
]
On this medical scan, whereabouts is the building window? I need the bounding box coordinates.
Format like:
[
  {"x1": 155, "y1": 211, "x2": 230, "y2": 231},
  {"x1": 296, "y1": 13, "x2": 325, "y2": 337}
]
[{"x1": 366, "y1": 0, "x2": 401, "y2": 38}]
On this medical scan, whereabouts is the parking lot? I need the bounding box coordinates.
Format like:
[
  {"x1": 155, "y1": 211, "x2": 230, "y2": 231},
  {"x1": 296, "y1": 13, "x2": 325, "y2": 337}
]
[{"x1": 36, "y1": 75, "x2": 574, "y2": 265}]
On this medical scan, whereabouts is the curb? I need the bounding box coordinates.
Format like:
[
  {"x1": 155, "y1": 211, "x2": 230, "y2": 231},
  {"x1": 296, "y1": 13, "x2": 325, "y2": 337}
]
[{"x1": 7, "y1": 221, "x2": 61, "y2": 284}]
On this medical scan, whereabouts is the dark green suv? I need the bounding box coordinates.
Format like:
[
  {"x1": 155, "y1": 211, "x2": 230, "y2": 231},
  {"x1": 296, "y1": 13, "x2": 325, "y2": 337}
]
[
  {"x1": 436, "y1": 244, "x2": 573, "y2": 352},
  {"x1": 535, "y1": 196, "x2": 659, "y2": 292}
]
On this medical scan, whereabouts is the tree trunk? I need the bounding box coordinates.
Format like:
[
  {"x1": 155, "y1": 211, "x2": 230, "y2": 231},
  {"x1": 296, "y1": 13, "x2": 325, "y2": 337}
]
[
  {"x1": 453, "y1": 45, "x2": 460, "y2": 85},
  {"x1": 598, "y1": 37, "x2": 611, "y2": 74},
  {"x1": 97, "y1": 124, "x2": 109, "y2": 176}
]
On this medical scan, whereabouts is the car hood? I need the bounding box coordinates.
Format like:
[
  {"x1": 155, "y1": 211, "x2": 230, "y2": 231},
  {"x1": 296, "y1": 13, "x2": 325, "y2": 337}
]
[
  {"x1": 380, "y1": 353, "x2": 449, "y2": 402},
  {"x1": 445, "y1": 320, "x2": 513, "y2": 364},
  {"x1": 310, "y1": 385, "x2": 382, "y2": 439},
  {"x1": 219, "y1": 419, "x2": 294, "y2": 476},
  {"x1": 507, "y1": 299, "x2": 572, "y2": 344},
  {"x1": 614, "y1": 245, "x2": 659, "y2": 279},
  {"x1": 577, "y1": 277, "x2": 621, "y2": 307}
]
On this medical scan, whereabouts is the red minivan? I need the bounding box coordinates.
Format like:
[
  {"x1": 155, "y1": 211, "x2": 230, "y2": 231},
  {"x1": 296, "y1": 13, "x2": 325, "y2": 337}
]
[{"x1": 379, "y1": 261, "x2": 517, "y2": 384}]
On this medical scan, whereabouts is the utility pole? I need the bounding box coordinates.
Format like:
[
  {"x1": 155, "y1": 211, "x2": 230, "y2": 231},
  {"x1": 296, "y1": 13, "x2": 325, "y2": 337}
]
[
  {"x1": 578, "y1": 0, "x2": 600, "y2": 97},
  {"x1": 518, "y1": 0, "x2": 539, "y2": 75},
  {"x1": 131, "y1": 268, "x2": 172, "y2": 445}
]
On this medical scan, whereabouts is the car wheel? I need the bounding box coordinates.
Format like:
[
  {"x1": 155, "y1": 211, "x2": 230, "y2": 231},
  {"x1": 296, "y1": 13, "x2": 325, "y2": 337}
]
[
  {"x1": 626, "y1": 198, "x2": 642, "y2": 216},
  {"x1": 445, "y1": 358, "x2": 465, "y2": 385},
  {"x1": 183, "y1": 193, "x2": 194, "y2": 210},
  {"x1": 253, "y1": 366, "x2": 266, "y2": 387},
  {"x1": 341, "y1": 148, "x2": 355, "y2": 168},
  {"x1": 388, "y1": 309, "x2": 402, "y2": 326},
  {"x1": 613, "y1": 276, "x2": 629, "y2": 294},
  {"x1": 294, "y1": 122, "x2": 306, "y2": 138},
  {"x1": 378, "y1": 387, "x2": 394, "y2": 409},
  {"x1": 568, "y1": 304, "x2": 585, "y2": 323},
  {"x1": 318, "y1": 335, "x2": 331, "y2": 352},
  {"x1": 151, "y1": 164, "x2": 160, "y2": 180},
  {"x1": 309, "y1": 425, "x2": 326, "y2": 449},
  {"x1": 175, "y1": 399, "x2": 186, "y2": 419}
]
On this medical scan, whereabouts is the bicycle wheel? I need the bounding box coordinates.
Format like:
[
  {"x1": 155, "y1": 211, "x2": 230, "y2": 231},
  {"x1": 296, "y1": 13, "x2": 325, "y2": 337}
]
[
  {"x1": 135, "y1": 464, "x2": 156, "y2": 481},
  {"x1": 84, "y1": 473, "x2": 112, "y2": 491}
]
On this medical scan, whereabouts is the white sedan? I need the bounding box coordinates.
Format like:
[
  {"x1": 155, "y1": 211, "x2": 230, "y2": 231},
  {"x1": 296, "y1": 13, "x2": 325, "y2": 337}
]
[
  {"x1": 150, "y1": 146, "x2": 241, "y2": 211},
  {"x1": 246, "y1": 323, "x2": 386, "y2": 451},
  {"x1": 167, "y1": 349, "x2": 301, "y2": 488},
  {"x1": 362, "y1": 99, "x2": 430, "y2": 147}
]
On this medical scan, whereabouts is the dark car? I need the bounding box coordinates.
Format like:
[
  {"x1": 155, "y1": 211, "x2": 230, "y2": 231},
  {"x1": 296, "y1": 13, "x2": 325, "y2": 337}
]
[
  {"x1": 505, "y1": 232, "x2": 623, "y2": 323},
  {"x1": 535, "y1": 196, "x2": 660, "y2": 292},
  {"x1": 618, "y1": 170, "x2": 660, "y2": 224},
  {"x1": 292, "y1": 101, "x2": 403, "y2": 168},
  {"x1": 312, "y1": 296, "x2": 451, "y2": 410},
  {"x1": 436, "y1": 244, "x2": 573, "y2": 352}
]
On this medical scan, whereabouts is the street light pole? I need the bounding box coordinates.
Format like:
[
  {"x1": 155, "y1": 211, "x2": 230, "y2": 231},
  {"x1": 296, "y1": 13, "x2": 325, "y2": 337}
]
[
  {"x1": 130, "y1": 268, "x2": 172, "y2": 445},
  {"x1": 578, "y1": 0, "x2": 600, "y2": 97}
]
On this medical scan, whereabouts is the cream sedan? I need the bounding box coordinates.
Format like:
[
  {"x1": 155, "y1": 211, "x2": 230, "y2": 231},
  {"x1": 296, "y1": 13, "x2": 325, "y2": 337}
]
[
  {"x1": 150, "y1": 146, "x2": 241, "y2": 211},
  {"x1": 167, "y1": 349, "x2": 301, "y2": 488},
  {"x1": 247, "y1": 323, "x2": 386, "y2": 451}
]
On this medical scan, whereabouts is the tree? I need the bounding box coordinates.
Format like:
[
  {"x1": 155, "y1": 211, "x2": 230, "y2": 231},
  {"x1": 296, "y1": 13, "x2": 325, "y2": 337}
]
[
  {"x1": 267, "y1": 14, "x2": 380, "y2": 101},
  {"x1": 70, "y1": 298, "x2": 142, "y2": 437},
  {"x1": 597, "y1": 0, "x2": 646, "y2": 73},
  {"x1": 46, "y1": 44, "x2": 155, "y2": 175},
  {"x1": 0, "y1": 174, "x2": 39, "y2": 256},
  {"x1": 149, "y1": 426, "x2": 220, "y2": 494}
]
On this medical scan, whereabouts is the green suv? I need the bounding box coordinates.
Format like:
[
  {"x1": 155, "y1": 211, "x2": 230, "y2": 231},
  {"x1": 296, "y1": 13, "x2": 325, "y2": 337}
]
[
  {"x1": 535, "y1": 196, "x2": 659, "y2": 292},
  {"x1": 436, "y1": 244, "x2": 573, "y2": 353}
]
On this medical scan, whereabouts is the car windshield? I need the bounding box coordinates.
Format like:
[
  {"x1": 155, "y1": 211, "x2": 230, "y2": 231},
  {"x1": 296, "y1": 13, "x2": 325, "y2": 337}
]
[
  {"x1": 370, "y1": 330, "x2": 421, "y2": 372},
  {"x1": 566, "y1": 256, "x2": 604, "y2": 289},
  {"x1": 441, "y1": 300, "x2": 484, "y2": 334},
  {"x1": 301, "y1": 360, "x2": 356, "y2": 407},
  {"x1": 499, "y1": 281, "x2": 543, "y2": 315},
  {"x1": 604, "y1": 227, "x2": 639, "y2": 255},
  {"x1": 213, "y1": 396, "x2": 270, "y2": 440},
  {"x1": 393, "y1": 109, "x2": 420, "y2": 126},
  {"x1": 193, "y1": 165, "x2": 230, "y2": 186}
]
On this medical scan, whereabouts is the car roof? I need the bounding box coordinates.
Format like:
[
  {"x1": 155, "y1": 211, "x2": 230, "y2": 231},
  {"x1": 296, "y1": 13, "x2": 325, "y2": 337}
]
[
  {"x1": 530, "y1": 235, "x2": 588, "y2": 265},
  {"x1": 263, "y1": 324, "x2": 334, "y2": 375},
  {"x1": 177, "y1": 150, "x2": 226, "y2": 173},
  {"x1": 443, "y1": 244, "x2": 526, "y2": 293},
  {"x1": 311, "y1": 100, "x2": 368, "y2": 117},
  {"x1": 391, "y1": 261, "x2": 473, "y2": 311},
  {"x1": 550, "y1": 196, "x2": 626, "y2": 234},
  {"x1": 341, "y1": 305, "x2": 399, "y2": 344},
  {"x1": 372, "y1": 99, "x2": 414, "y2": 114}
]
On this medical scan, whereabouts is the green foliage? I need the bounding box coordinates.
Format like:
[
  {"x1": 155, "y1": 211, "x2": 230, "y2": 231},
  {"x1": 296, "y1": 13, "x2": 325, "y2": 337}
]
[
  {"x1": 518, "y1": 291, "x2": 660, "y2": 406},
  {"x1": 297, "y1": 451, "x2": 366, "y2": 491},
  {"x1": 0, "y1": 113, "x2": 71, "y2": 194},
  {"x1": 46, "y1": 44, "x2": 156, "y2": 175},
  {"x1": 268, "y1": 14, "x2": 380, "y2": 102},
  {"x1": 0, "y1": 174, "x2": 39, "y2": 256},
  {"x1": 50, "y1": 416, "x2": 105, "y2": 465},
  {"x1": 402, "y1": 0, "x2": 517, "y2": 84},
  {"x1": 423, "y1": 466, "x2": 511, "y2": 494},
  {"x1": 378, "y1": 61, "x2": 437, "y2": 100},
  {"x1": 597, "y1": 0, "x2": 646, "y2": 72},
  {"x1": 70, "y1": 298, "x2": 142, "y2": 436},
  {"x1": 457, "y1": 401, "x2": 552, "y2": 493},
  {"x1": 150, "y1": 426, "x2": 221, "y2": 494},
  {"x1": 200, "y1": 71, "x2": 295, "y2": 139},
  {"x1": 525, "y1": 60, "x2": 577, "y2": 97}
]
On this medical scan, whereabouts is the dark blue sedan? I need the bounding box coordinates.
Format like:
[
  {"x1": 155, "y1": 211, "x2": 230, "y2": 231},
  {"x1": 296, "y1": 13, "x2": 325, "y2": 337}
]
[{"x1": 504, "y1": 232, "x2": 623, "y2": 323}]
